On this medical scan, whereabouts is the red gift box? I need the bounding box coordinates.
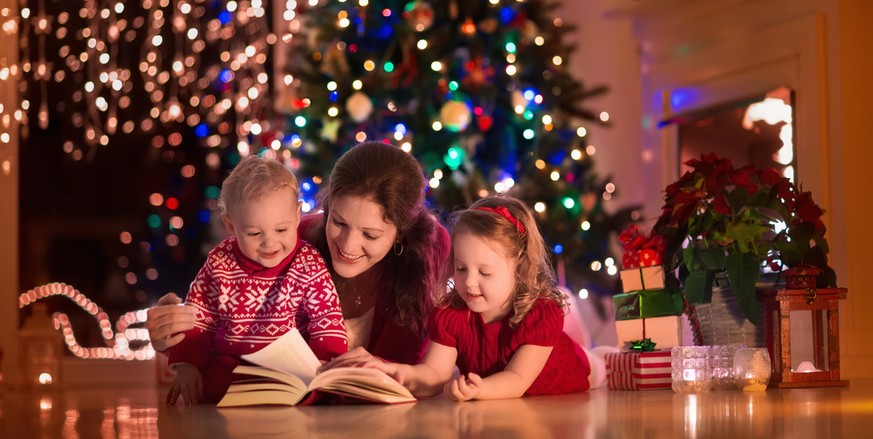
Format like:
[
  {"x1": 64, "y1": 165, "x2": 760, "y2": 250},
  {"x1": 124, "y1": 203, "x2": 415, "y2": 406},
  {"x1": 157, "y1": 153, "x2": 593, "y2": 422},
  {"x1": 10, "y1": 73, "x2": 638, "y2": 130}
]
[
  {"x1": 605, "y1": 349, "x2": 672, "y2": 391},
  {"x1": 621, "y1": 249, "x2": 661, "y2": 269},
  {"x1": 618, "y1": 225, "x2": 664, "y2": 269}
]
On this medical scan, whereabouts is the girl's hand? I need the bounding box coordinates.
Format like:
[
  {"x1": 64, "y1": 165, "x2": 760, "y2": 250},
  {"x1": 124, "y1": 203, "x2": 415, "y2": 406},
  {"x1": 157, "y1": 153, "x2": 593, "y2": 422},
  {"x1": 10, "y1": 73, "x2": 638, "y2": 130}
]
[
  {"x1": 317, "y1": 346, "x2": 384, "y2": 372},
  {"x1": 166, "y1": 364, "x2": 203, "y2": 405},
  {"x1": 146, "y1": 293, "x2": 196, "y2": 352},
  {"x1": 444, "y1": 372, "x2": 482, "y2": 402}
]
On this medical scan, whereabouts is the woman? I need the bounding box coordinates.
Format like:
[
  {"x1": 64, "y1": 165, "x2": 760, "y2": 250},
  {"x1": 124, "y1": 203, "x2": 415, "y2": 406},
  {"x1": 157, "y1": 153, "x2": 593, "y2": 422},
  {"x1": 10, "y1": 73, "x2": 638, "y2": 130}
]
[{"x1": 146, "y1": 141, "x2": 451, "y2": 365}]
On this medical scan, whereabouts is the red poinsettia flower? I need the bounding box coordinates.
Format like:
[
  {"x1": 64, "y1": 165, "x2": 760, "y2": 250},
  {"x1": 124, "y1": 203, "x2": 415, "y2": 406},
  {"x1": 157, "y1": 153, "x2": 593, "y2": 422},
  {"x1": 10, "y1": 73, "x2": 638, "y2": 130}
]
[
  {"x1": 792, "y1": 190, "x2": 826, "y2": 231},
  {"x1": 731, "y1": 166, "x2": 759, "y2": 195}
]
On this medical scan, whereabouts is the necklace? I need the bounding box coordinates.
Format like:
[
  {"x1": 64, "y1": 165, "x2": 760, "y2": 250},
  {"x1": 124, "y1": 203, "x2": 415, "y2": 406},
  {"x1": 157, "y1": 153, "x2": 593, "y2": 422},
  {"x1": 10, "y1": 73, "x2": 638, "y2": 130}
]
[{"x1": 336, "y1": 278, "x2": 375, "y2": 310}]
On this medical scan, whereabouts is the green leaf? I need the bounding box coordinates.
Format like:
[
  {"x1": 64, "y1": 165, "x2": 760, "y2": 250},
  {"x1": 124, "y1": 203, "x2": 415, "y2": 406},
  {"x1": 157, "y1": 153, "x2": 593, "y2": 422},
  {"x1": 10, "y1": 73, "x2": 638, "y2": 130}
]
[
  {"x1": 774, "y1": 241, "x2": 803, "y2": 267},
  {"x1": 725, "y1": 186, "x2": 751, "y2": 212},
  {"x1": 682, "y1": 246, "x2": 697, "y2": 270},
  {"x1": 725, "y1": 222, "x2": 770, "y2": 254},
  {"x1": 699, "y1": 248, "x2": 726, "y2": 270},
  {"x1": 684, "y1": 269, "x2": 709, "y2": 304},
  {"x1": 725, "y1": 253, "x2": 763, "y2": 324}
]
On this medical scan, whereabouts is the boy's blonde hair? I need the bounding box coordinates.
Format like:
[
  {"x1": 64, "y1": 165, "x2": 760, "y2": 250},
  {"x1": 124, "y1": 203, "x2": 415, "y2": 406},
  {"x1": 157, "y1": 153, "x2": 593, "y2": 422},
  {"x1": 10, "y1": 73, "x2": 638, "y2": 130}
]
[
  {"x1": 219, "y1": 155, "x2": 299, "y2": 216},
  {"x1": 444, "y1": 195, "x2": 567, "y2": 328}
]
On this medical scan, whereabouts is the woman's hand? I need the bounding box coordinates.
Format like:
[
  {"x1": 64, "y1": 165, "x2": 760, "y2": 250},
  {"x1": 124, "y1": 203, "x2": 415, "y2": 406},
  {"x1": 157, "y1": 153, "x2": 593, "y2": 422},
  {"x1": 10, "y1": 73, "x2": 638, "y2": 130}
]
[
  {"x1": 146, "y1": 293, "x2": 196, "y2": 352},
  {"x1": 317, "y1": 346, "x2": 384, "y2": 372}
]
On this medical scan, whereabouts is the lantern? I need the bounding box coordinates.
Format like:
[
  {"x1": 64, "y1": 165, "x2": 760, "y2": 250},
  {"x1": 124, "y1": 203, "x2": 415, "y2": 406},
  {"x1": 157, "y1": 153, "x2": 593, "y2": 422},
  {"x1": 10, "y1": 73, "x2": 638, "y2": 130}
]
[
  {"x1": 18, "y1": 302, "x2": 63, "y2": 388},
  {"x1": 759, "y1": 266, "x2": 848, "y2": 388}
]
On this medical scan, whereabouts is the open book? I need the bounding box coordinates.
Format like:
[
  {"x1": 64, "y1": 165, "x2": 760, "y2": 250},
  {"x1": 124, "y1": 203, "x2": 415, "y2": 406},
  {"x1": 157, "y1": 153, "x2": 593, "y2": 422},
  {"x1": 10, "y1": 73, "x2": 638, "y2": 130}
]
[{"x1": 216, "y1": 329, "x2": 416, "y2": 407}]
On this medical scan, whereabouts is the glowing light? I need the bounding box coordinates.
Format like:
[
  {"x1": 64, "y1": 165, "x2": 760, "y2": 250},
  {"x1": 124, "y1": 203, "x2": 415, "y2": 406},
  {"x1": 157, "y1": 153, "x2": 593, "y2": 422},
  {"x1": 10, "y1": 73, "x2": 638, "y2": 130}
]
[
  {"x1": 18, "y1": 283, "x2": 156, "y2": 361},
  {"x1": 534, "y1": 202, "x2": 546, "y2": 213},
  {"x1": 443, "y1": 146, "x2": 464, "y2": 170},
  {"x1": 580, "y1": 221, "x2": 591, "y2": 231},
  {"x1": 562, "y1": 197, "x2": 575, "y2": 209},
  {"x1": 577, "y1": 289, "x2": 589, "y2": 300},
  {"x1": 38, "y1": 373, "x2": 54, "y2": 385}
]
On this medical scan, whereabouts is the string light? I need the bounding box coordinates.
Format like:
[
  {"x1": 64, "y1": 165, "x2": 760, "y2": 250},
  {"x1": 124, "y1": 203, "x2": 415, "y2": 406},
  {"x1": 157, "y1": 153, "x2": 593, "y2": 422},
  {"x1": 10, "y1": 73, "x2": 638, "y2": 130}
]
[{"x1": 19, "y1": 283, "x2": 155, "y2": 361}]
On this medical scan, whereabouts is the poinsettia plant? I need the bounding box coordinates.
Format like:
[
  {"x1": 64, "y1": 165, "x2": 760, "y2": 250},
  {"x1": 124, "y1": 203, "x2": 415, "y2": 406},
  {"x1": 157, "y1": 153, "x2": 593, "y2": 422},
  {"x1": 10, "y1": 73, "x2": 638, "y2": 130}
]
[{"x1": 653, "y1": 153, "x2": 836, "y2": 324}]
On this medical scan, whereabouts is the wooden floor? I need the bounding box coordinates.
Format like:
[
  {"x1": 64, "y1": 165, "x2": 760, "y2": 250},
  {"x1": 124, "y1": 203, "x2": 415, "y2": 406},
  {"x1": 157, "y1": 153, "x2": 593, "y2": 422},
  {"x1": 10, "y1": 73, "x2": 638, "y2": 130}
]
[{"x1": 3, "y1": 380, "x2": 873, "y2": 438}]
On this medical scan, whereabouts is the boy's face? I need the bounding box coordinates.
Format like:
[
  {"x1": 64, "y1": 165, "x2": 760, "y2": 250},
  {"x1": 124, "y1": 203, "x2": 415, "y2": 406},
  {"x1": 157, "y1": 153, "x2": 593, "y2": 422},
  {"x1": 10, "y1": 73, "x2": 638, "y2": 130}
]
[{"x1": 222, "y1": 186, "x2": 301, "y2": 268}]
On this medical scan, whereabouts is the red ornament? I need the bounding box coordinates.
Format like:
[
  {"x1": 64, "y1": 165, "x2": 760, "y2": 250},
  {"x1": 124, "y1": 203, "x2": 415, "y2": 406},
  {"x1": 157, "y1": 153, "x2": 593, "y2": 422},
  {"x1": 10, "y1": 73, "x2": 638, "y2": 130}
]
[{"x1": 477, "y1": 115, "x2": 493, "y2": 132}]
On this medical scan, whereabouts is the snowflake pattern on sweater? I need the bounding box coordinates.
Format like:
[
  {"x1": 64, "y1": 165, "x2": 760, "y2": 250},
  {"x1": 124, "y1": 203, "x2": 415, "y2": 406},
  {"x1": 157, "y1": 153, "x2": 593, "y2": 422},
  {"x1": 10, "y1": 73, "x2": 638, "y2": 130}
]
[{"x1": 168, "y1": 236, "x2": 347, "y2": 370}]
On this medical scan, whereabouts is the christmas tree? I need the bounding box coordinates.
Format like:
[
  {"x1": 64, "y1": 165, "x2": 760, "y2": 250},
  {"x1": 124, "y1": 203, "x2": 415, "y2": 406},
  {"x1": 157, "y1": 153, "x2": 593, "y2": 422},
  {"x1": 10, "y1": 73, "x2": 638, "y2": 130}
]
[{"x1": 279, "y1": 0, "x2": 636, "y2": 297}]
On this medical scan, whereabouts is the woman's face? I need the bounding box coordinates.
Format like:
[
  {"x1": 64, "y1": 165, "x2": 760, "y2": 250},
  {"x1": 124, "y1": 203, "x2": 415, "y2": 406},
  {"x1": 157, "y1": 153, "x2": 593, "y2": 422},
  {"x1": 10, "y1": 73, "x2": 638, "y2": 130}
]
[{"x1": 325, "y1": 195, "x2": 398, "y2": 279}]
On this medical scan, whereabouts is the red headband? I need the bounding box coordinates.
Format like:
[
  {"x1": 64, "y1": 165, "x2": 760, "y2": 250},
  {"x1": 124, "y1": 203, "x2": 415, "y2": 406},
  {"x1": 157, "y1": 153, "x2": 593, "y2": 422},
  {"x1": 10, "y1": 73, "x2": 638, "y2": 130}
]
[{"x1": 473, "y1": 206, "x2": 526, "y2": 235}]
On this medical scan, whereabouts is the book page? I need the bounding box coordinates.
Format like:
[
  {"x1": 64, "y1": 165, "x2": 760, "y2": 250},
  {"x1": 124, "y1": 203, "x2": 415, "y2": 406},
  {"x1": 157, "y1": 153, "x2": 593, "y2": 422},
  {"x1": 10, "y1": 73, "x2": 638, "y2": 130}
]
[
  {"x1": 240, "y1": 328, "x2": 321, "y2": 384},
  {"x1": 217, "y1": 389, "x2": 308, "y2": 407},
  {"x1": 311, "y1": 367, "x2": 415, "y2": 403}
]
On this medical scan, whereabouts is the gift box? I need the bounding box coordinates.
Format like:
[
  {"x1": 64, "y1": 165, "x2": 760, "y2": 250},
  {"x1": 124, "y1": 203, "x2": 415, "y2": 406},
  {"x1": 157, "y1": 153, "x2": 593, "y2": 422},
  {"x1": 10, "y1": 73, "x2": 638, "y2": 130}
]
[
  {"x1": 605, "y1": 349, "x2": 672, "y2": 390},
  {"x1": 618, "y1": 225, "x2": 664, "y2": 270},
  {"x1": 615, "y1": 315, "x2": 685, "y2": 350},
  {"x1": 633, "y1": 349, "x2": 672, "y2": 389},
  {"x1": 613, "y1": 289, "x2": 683, "y2": 321},
  {"x1": 621, "y1": 249, "x2": 661, "y2": 269},
  {"x1": 619, "y1": 266, "x2": 665, "y2": 292}
]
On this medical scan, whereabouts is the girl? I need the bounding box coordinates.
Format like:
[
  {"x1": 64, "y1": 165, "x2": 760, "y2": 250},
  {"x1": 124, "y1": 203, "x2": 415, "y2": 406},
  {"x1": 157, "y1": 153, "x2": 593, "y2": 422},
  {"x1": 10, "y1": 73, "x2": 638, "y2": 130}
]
[{"x1": 366, "y1": 195, "x2": 606, "y2": 401}]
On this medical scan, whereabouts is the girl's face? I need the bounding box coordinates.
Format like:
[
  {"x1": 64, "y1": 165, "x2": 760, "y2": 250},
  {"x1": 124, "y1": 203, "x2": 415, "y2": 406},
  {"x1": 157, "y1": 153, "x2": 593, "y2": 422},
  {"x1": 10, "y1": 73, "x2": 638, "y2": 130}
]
[
  {"x1": 451, "y1": 231, "x2": 517, "y2": 323},
  {"x1": 222, "y1": 186, "x2": 301, "y2": 268},
  {"x1": 325, "y1": 195, "x2": 398, "y2": 279}
]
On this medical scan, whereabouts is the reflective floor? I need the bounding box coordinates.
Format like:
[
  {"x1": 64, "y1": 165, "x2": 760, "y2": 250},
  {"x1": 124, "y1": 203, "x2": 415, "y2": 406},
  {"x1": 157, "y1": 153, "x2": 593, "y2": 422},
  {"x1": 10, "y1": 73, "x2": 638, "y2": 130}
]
[{"x1": 3, "y1": 380, "x2": 873, "y2": 438}]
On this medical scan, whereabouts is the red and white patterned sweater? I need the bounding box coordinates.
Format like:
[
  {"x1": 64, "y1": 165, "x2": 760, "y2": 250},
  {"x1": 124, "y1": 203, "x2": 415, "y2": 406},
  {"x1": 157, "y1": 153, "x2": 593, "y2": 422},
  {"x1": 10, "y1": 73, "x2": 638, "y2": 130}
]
[{"x1": 167, "y1": 236, "x2": 347, "y2": 371}]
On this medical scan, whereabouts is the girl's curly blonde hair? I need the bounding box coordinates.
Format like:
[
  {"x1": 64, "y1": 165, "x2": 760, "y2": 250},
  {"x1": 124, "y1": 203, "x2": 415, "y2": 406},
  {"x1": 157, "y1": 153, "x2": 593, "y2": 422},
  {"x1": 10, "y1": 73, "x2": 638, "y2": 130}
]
[{"x1": 442, "y1": 195, "x2": 567, "y2": 328}]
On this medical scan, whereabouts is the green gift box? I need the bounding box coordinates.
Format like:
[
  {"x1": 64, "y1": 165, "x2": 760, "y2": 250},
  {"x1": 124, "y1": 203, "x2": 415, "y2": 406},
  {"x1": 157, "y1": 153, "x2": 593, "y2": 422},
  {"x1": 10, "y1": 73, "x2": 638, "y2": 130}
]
[{"x1": 613, "y1": 289, "x2": 683, "y2": 321}]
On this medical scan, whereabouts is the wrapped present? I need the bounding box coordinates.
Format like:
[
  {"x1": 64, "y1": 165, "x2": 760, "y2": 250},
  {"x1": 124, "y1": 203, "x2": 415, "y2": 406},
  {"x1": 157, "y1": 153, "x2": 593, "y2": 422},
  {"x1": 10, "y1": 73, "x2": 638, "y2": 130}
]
[
  {"x1": 618, "y1": 225, "x2": 664, "y2": 269},
  {"x1": 613, "y1": 289, "x2": 683, "y2": 321},
  {"x1": 633, "y1": 349, "x2": 672, "y2": 389},
  {"x1": 615, "y1": 316, "x2": 685, "y2": 350},
  {"x1": 619, "y1": 266, "x2": 665, "y2": 292},
  {"x1": 605, "y1": 349, "x2": 672, "y2": 390},
  {"x1": 621, "y1": 249, "x2": 661, "y2": 269},
  {"x1": 605, "y1": 351, "x2": 638, "y2": 390}
]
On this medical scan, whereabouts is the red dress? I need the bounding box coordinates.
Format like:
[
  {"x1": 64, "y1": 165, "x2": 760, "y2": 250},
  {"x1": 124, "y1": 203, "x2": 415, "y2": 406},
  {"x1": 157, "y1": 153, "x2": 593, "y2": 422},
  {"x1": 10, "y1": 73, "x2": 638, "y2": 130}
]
[{"x1": 429, "y1": 298, "x2": 591, "y2": 395}]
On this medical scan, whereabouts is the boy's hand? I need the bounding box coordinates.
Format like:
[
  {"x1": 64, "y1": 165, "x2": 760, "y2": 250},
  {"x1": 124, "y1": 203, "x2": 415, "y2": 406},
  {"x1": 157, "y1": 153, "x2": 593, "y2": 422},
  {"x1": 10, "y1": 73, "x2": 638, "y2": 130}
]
[
  {"x1": 166, "y1": 364, "x2": 203, "y2": 405},
  {"x1": 146, "y1": 293, "x2": 196, "y2": 352},
  {"x1": 444, "y1": 372, "x2": 482, "y2": 402}
]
